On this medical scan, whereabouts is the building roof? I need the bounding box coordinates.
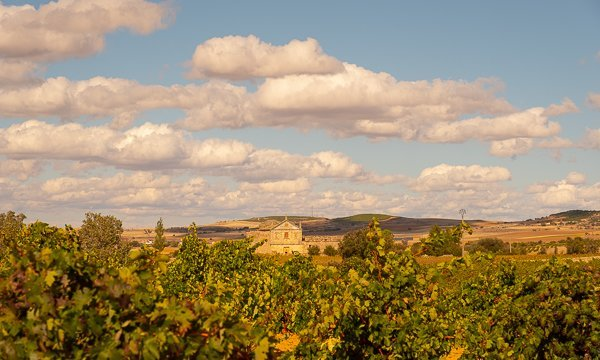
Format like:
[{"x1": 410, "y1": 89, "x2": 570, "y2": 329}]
[{"x1": 258, "y1": 217, "x2": 302, "y2": 231}]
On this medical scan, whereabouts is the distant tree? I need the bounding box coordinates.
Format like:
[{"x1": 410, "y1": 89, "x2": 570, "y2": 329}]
[
  {"x1": 79, "y1": 212, "x2": 130, "y2": 266},
  {"x1": 0, "y1": 211, "x2": 26, "y2": 246},
  {"x1": 308, "y1": 245, "x2": 320, "y2": 256},
  {"x1": 419, "y1": 221, "x2": 472, "y2": 256},
  {"x1": 466, "y1": 238, "x2": 508, "y2": 254},
  {"x1": 153, "y1": 217, "x2": 166, "y2": 251},
  {"x1": 338, "y1": 222, "x2": 394, "y2": 260},
  {"x1": 323, "y1": 245, "x2": 338, "y2": 256}
]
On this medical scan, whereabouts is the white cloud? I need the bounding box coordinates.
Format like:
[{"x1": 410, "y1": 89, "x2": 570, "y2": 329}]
[
  {"x1": 0, "y1": 120, "x2": 376, "y2": 183},
  {"x1": 422, "y1": 108, "x2": 560, "y2": 143},
  {"x1": 187, "y1": 35, "x2": 343, "y2": 80},
  {"x1": 253, "y1": 63, "x2": 514, "y2": 139},
  {"x1": 0, "y1": 0, "x2": 172, "y2": 62},
  {"x1": 239, "y1": 178, "x2": 311, "y2": 193},
  {"x1": 582, "y1": 128, "x2": 600, "y2": 149},
  {"x1": 0, "y1": 158, "x2": 41, "y2": 180},
  {"x1": 0, "y1": 120, "x2": 252, "y2": 170},
  {"x1": 537, "y1": 136, "x2": 574, "y2": 149},
  {"x1": 0, "y1": 76, "x2": 252, "y2": 129},
  {"x1": 542, "y1": 98, "x2": 579, "y2": 116},
  {"x1": 489, "y1": 138, "x2": 534, "y2": 157},
  {"x1": 587, "y1": 93, "x2": 600, "y2": 109},
  {"x1": 0, "y1": 60, "x2": 41, "y2": 86},
  {"x1": 40, "y1": 172, "x2": 205, "y2": 208},
  {"x1": 529, "y1": 174, "x2": 600, "y2": 208},
  {"x1": 219, "y1": 149, "x2": 367, "y2": 182},
  {"x1": 565, "y1": 171, "x2": 586, "y2": 185},
  {"x1": 411, "y1": 164, "x2": 511, "y2": 192}
]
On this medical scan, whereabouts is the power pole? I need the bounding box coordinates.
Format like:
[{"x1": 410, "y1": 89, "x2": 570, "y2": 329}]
[{"x1": 459, "y1": 209, "x2": 467, "y2": 256}]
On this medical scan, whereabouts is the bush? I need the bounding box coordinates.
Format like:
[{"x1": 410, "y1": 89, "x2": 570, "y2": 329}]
[
  {"x1": 338, "y1": 222, "x2": 393, "y2": 260},
  {"x1": 323, "y1": 245, "x2": 338, "y2": 256},
  {"x1": 566, "y1": 237, "x2": 600, "y2": 254},
  {"x1": 308, "y1": 245, "x2": 320, "y2": 256},
  {"x1": 466, "y1": 237, "x2": 508, "y2": 254},
  {"x1": 419, "y1": 222, "x2": 471, "y2": 256}
]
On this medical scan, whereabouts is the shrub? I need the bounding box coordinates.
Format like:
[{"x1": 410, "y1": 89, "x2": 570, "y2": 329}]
[
  {"x1": 308, "y1": 245, "x2": 320, "y2": 256},
  {"x1": 466, "y1": 237, "x2": 508, "y2": 254},
  {"x1": 323, "y1": 245, "x2": 338, "y2": 256}
]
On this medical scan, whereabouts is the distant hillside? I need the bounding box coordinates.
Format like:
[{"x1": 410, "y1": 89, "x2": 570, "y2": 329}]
[
  {"x1": 528, "y1": 210, "x2": 600, "y2": 226},
  {"x1": 244, "y1": 215, "x2": 323, "y2": 222},
  {"x1": 333, "y1": 213, "x2": 395, "y2": 222},
  {"x1": 549, "y1": 210, "x2": 600, "y2": 221}
]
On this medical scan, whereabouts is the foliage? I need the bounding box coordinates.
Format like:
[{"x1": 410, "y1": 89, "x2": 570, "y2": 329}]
[
  {"x1": 1, "y1": 214, "x2": 599, "y2": 359},
  {"x1": 0, "y1": 222, "x2": 270, "y2": 359},
  {"x1": 78, "y1": 212, "x2": 131, "y2": 267},
  {"x1": 466, "y1": 237, "x2": 509, "y2": 254},
  {"x1": 0, "y1": 210, "x2": 26, "y2": 246},
  {"x1": 152, "y1": 218, "x2": 166, "y2": 251},
  {"x1": 323, "y1": 245, "x2": 338, "y2": 256},
  {"x1": 420, "y1": 221, "x2": 472, "y2": 256},
  {"x1": 338, "y1": 221, "x2": 394, "y2": 260},
  {"x1": 308, "y1": 245, "x2": 320, "y2": 256},
  {"x1": 162, "y1": 224, "x2": 209, "y2": 299},
  {"x1": 565, "y1": 236, "x2": 600, "y2": 254}
]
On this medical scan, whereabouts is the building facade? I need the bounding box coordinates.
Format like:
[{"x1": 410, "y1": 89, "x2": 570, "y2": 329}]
[{"x1": 249, "y1": 217, "x2": 306, "y2": 254}]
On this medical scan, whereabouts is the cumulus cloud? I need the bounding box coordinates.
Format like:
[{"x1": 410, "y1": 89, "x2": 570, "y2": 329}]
[
  {"x1": 0, "y1": 158, "x2": 41, "y2": 180},
  {"x1": 0, "y1": 120, "x2": 374, "y2": 183},
  {"x1": 0, "y1": 0, "x2": 172, "y2": 62},
  {"x1": 565, "y1": 171, "x2": 586, "y2": 185},
  {"x1": 489, "y1": 138, "x2": 534, "y2": 157},
  {"x1": 187, "y1": 35, "x2": 344, "y2": 80},
  {"x1": 218, "y1": 149, "x2": 367, "y2": 182},
  {"x1": 422, "y1": 108, "x2": 560, "y2": 143},
  {"x1": 529, "y1": 175, "x2": 600, "y2": 208},
  {"x1": 542, "y1": 98, "x2": 579, "y2": 116},
  {"x1": 252, "y1": 64, "x2": 514, "y2": 138},
  {"x1": 587, "y1": 93, "x2": 600, "y2": 109},
  {"x1": 0, "y1": 37, "x2": 555, "y2": 145},
  {"x1": 411, "y1": 164, "x2": 511, "y2": 192},
  {"x1": 0, "y1": 77, "x2": 251, "y2": 128},
  {"x1": 581, "y1": 128, "x2": 600, "y2": 149},
  {"x1": 239, "y1": 178, "x2": 311, "y2": 193},
  {"x1": 537, "y1": 136, "x2": 574, "y2": 149},
  {"x1": 0, "y1": 60, "x2": 41, "y2": 86},
  {"x1": 40, "y1": 172, "x2": 206, "y2": 208},
  {"x1": 0, "y1": 120, "x2": 252, "y2": 169}
]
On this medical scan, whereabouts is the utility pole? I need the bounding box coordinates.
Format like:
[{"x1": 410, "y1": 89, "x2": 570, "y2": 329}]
[{"x1": 459, "y1": 209, "x2": 467, "y2": 256}]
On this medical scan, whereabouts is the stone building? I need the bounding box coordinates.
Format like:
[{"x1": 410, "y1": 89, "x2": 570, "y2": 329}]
[{"x1": 249, "y1": 217, "x2": 305, "y2": 254}]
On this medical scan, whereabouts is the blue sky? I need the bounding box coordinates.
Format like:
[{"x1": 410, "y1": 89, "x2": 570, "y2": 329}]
[{"x1": 0, "y1": 0, "x2": 599, "y2": 227}]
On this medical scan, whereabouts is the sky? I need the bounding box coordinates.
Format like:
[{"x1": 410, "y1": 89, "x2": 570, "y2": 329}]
[{"x1": 0, "y1": 0, "x2": 599, "y2": 227}]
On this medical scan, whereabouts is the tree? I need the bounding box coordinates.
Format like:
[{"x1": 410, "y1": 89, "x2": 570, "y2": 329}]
[
  {"x1": 153, "y1": 217, "x2": 166, "y2": 251},
  {"x1": 419, "y1": 221, "x2": 472, "y2": 256},
  {"x1": 79, "y1": 212, "x2": 129, "y2": 266},
  {"x1": 308, "y1": 245, "x2": 320, "y2": 256},
  {"x1": 466, "y1": 237, "x2": 508, "y2": 254},
  {"x1": 323, "y1": 245, "x2": 338, "y2": 256},
  {"x1": 338, "y1": 219, "x2": 394, "y2": 260},
  {"x1": 0, "y1": 210, "x2": 26, "y2": 246}
]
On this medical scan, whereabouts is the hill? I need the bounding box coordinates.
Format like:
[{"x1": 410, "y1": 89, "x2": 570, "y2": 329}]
[
  {"x1": 334, "y1": 213, "x2": 395, "y2": 222},
  {"x1": 528, "y1": 210, "x2": 600, "y2": 226}
]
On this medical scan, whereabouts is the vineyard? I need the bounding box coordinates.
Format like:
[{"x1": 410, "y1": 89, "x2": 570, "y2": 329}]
[{"x1": 0, "y1": 214, "x2": 599, "y2": 359}]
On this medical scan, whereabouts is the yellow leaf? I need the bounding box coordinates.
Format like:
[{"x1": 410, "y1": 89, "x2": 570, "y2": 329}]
[{"x1": 45, "y1": 270, "x2": 58, "y2": 287}]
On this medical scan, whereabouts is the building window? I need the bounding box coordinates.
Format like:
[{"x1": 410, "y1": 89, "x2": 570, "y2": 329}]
[{"x1": 284, "y1": 232, "x2": 289, "y2": 239}]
